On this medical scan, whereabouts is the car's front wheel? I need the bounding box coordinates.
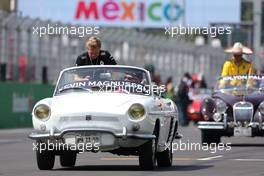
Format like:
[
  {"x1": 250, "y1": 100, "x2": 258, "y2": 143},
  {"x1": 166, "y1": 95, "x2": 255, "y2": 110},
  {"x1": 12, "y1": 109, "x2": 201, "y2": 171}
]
[
  {"x1": 139, "y1": 138, "x2": 157, "y2": 170},
  {"x1": 60, "y1": 150, "x2": 77, "y2": 167},
  {"x1": 201, "y1": 130, "x2": 221, "y2": 145},
  {"x1": 36, "y1": 148, "x2": 55, "y2": 170},
  {"x1": 157, "y1": 142, "x2": 173, "y2": 167}
]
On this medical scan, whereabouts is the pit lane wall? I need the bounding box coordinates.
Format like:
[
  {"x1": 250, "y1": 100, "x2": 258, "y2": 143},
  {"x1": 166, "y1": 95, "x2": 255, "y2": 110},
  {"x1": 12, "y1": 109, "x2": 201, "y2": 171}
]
[{"x1": 0, "y1": 82, "x2": 54, "y2": 129}]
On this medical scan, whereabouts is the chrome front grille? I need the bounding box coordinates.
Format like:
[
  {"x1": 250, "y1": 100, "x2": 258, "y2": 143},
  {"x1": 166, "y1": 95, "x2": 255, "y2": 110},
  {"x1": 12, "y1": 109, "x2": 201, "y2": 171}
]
[
  {"x1": 59, "y1": 115, "x2": 119, "y2": 122},
  {"x1": 233, "y1": 101, "x2": 253, "y2": 122}
]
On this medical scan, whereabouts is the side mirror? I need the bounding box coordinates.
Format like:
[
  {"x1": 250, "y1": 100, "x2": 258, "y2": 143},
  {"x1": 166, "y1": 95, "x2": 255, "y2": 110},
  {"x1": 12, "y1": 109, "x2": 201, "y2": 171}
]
[
  {"x1": 159, "y1": 85, "x2": 166, "y2": 98},
  {"x1": 152, "y1": 84, "x2": 159, "y2": 97},
  {"x1": 153, "y1": 84, "x2": 166, "y2": 99}
]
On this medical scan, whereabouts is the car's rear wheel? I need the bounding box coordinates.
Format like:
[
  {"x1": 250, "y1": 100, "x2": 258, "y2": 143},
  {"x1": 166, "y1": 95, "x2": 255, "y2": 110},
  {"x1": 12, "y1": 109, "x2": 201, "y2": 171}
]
[
  {"x1": 36, "y1": 148, "x2": 55, "y2": 170},
  {"x1": 139, "y1": 138, "x2": 157, "y2": 170},
  {"x1": 60, "y1": 151, "x2": 77, "y2": 167},
  {"x1": 157, "y1": 142, "x2": 173, "y2": 167},
  {"x1": 201, "y1": 130, "x2": 221, "y2": 145}
]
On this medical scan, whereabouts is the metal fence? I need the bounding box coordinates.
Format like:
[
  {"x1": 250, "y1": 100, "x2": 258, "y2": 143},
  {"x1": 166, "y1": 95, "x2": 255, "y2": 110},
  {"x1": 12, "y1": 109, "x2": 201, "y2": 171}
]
[{"x1": 0, "y1": 10, "x2": 226, "y2": 86}]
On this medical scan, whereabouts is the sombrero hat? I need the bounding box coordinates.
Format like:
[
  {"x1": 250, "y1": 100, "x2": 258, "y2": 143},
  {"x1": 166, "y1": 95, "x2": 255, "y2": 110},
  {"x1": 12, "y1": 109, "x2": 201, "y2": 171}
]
[{"x1": 224, "y1": 42, "x2": 253, "y2": 55}]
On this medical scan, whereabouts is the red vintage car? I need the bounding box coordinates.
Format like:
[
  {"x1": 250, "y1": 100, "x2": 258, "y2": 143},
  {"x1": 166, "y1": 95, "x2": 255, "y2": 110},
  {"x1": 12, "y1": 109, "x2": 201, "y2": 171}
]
[{"x1": 187, "y1": 88, "x2": 211, "y2": 122}]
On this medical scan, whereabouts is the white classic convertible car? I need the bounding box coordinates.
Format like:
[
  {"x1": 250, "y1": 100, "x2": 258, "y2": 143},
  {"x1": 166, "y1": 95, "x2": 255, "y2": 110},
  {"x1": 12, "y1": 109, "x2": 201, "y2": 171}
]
[{"x1": 29, "y1": 65, "x2": 181, "y2": 170}]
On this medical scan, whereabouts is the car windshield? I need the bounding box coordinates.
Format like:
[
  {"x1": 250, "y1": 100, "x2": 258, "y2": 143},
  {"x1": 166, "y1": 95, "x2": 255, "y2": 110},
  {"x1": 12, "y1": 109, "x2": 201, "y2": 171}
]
[
  {"x1": 214, "y1": 75, "x2": 264, "y2": 95},
  {"x1": 54, "y1": 66, "x2": 151, "y2": 96}
]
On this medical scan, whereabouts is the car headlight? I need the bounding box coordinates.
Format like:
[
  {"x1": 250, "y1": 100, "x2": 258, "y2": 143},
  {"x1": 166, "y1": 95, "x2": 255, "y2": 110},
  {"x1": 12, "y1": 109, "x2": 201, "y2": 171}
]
[
  {"x1": 213, "y1": 113, "x2": 223, "y2": 122},
  {"x1": 128, "y1": 104, "x2": 145, "y2": 121},
  {"x1": 34, "y1": 104, "x2": 51, "y2": 121},
  {"x1": 259, "y1": 102, "x2": 264, "y2": 115},
  {"x1": 215, "y1": 99, "x2": 227, "y2": 114}
]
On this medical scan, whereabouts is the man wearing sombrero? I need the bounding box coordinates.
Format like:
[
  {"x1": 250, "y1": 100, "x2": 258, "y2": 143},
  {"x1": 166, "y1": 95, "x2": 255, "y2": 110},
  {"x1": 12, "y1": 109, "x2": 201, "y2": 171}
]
[{"x1": 221, "y1": 42, "x2": 255, "y2": 76}]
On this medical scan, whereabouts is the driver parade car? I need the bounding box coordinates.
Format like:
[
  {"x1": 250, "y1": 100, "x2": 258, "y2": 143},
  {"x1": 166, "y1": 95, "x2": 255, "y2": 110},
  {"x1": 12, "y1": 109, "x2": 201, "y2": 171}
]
[
  {"x1": 28, "y1": 65, "x2": 181, "y2": 170},
  {"x1": 198, "y1": 75, "x2": 264, "y2": 144}
]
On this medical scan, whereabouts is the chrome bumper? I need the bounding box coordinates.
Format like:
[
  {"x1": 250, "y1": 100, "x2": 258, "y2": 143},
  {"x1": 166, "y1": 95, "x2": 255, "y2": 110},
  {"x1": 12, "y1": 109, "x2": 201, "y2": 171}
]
[
  {"x1": 198, "y1": 121, "x2": 264, "y2": 130},
  {"x1": 197, "y1": 121, "x2": 226, "y2": 130},
  {"x1": 28, "y1": 127, "x2": 156, "y2": 140}
]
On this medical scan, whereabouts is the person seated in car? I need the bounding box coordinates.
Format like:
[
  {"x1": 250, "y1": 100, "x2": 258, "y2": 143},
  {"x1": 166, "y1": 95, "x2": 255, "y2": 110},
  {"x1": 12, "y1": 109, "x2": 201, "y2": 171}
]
[{"x1": 123, "y1": 71, "x2": 145, "y2": 84}]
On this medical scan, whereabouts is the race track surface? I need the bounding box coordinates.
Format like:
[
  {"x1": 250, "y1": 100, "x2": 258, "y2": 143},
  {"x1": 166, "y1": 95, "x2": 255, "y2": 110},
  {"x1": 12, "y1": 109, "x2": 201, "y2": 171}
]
[{"x1": 0, "y1": 124, "x2": 264, "y2": 176}]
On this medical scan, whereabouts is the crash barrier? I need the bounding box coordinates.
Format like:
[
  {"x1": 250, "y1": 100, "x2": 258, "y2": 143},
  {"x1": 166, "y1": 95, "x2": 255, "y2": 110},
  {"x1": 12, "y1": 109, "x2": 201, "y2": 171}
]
[
  {"x1": 0, "y1": 10, "x2": 226, "y2": 86},
  {"x1": 0, "y1": 82, "x2": 54, "y2": 128}
]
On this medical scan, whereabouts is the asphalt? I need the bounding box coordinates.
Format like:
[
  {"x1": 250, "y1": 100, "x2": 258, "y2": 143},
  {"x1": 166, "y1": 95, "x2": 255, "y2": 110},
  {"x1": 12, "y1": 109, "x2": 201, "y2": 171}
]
[{"x1": 0, "y1": 124, "x2": 264, "y2": 176}]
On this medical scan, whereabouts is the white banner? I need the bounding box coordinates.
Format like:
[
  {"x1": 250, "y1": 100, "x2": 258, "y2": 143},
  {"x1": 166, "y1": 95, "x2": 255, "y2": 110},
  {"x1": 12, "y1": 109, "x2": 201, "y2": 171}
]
[{"x1": 18, "y1": 0, "x2": 239, "y2": 28}]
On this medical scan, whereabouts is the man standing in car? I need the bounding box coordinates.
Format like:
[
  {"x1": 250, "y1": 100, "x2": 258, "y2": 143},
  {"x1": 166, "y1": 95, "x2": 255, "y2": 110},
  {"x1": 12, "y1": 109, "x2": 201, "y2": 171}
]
[
  {"x1": 221, "y1": 42, "x2": 255, "y2": 76},
  {"x1": 75, "y1": 36, "x2": 117, "y2": 66}
]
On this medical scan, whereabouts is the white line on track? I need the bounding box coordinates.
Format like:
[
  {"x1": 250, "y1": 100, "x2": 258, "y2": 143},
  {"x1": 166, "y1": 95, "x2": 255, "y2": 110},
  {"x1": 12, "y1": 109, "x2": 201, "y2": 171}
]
[
  {"x1": 233, "y1": 159, "x2": 264, "y2": 162},
  {"x1": 197, "y1": 155, "x2": 223, "y2": 161},
  {"x1": 0, "y1": 139, "x2": 23, "y2": 143},
  {"x1": 101, "y1": 157, "x2": 137, "y2": 161},
  {"x1": 101, "y1": 156, "x2": 224, "y2": 161}
]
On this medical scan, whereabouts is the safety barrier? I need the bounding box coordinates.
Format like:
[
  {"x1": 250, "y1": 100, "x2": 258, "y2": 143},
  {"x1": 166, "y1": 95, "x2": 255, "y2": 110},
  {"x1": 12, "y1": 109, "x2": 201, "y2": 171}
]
[{"x1": 0, "y1": 82, "x2": 54, "y2": 128}]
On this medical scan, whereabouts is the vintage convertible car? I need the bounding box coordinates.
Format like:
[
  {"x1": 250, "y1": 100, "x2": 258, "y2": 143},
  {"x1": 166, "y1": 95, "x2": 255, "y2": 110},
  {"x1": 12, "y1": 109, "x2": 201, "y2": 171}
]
[
  {"x1": 28, "y1": 65, "x2": 180, "y2": 170},
  {"x1": 198, "y1": 75, "x2": 264, "y2": 144}
]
